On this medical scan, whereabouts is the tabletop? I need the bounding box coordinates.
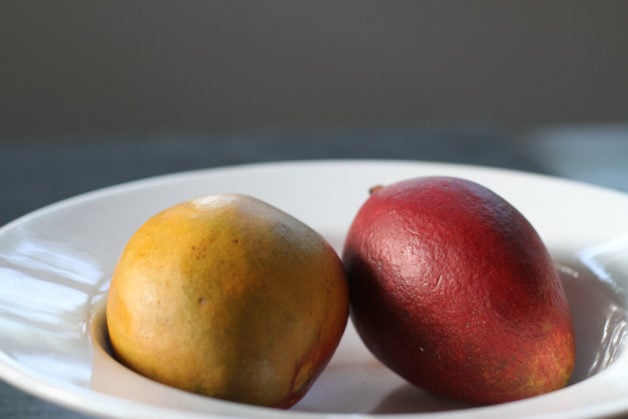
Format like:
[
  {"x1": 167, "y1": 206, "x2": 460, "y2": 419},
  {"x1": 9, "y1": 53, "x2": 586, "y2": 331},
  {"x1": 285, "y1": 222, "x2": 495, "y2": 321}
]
[{"x1": 1, "y1": 125, "x2": 627, "y2": 418}]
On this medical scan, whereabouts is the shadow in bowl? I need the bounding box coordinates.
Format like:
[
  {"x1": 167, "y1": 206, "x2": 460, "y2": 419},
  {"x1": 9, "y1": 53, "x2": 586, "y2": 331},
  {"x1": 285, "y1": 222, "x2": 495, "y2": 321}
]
[{"x1": 369, "y1": 383, "x2": 473, "y2": 414}]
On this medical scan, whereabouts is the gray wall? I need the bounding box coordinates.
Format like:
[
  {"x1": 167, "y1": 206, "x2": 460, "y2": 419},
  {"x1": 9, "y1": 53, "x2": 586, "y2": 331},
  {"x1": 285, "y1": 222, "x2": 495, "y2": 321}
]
[{"x1": 2, "y1": 1, "x2": 628, "y2": 141}]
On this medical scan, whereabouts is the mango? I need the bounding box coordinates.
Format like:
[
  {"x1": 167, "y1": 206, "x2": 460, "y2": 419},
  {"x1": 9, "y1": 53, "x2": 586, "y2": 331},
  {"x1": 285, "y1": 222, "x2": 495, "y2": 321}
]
[
  {"x1": 106, "y1": 193, "x2": 349, "y2": 408},
  {"x1": 343, "y1": 176, "x2": 575, "y2": 404}
]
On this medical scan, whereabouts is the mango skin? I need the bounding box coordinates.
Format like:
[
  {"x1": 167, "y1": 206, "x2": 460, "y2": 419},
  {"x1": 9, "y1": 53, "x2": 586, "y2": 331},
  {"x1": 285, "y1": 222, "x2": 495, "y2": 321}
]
[
  {"x1": 342, "y1": 177, "x2": 575, "y2": 405},
  {"x1": 106, "y1": 194, "x2": 349, "y2": 408}
]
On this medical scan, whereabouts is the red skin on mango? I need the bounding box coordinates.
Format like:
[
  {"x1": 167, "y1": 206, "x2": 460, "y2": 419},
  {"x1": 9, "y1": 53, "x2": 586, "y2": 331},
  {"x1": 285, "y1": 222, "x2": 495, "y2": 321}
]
[{"x1": 343, "y1": 177, "x2": 575, "y2": 404}]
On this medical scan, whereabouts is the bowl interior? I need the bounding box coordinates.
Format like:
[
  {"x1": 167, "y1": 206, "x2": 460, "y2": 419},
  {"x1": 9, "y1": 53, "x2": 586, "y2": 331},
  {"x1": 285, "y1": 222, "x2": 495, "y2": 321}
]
[{"x1": 89, "y1": 250, "x2": 628, "y2": 415}]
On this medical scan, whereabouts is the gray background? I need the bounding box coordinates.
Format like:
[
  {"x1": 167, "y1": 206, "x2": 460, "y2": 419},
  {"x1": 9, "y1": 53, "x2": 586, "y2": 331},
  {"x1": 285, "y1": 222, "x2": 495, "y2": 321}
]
[
  {"x1": 2, "y1": 0, "x2": 628, "y2": 142},
  {"x1": 2, "y1": 2, "x2": 628, "y2": 418}
]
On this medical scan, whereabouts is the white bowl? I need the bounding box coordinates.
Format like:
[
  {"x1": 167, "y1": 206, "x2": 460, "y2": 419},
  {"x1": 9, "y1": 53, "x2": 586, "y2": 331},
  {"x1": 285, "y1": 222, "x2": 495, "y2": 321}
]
[{"x1": 1, "y1": 160, "x2": 627, "y2": 418}]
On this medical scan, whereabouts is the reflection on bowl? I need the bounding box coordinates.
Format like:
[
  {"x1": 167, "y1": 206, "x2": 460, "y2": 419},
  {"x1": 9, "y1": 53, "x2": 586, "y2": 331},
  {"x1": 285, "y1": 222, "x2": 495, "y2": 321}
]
[{"x1": 558, "y1": 259, "x2": 628, "y2": 381}]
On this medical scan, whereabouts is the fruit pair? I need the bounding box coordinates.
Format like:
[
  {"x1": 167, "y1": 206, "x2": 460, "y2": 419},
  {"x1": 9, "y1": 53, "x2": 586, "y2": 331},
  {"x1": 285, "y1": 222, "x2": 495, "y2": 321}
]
[{"x1": 106, "y1": 176, "x2": 575, "y2": 408}]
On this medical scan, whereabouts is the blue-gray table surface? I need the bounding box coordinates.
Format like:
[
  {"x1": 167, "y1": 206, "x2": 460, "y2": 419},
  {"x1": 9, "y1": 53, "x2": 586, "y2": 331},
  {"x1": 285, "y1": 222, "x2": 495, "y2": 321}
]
[{"x1": 1, "y1": 125, "x2": 627, "y2": 418}]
